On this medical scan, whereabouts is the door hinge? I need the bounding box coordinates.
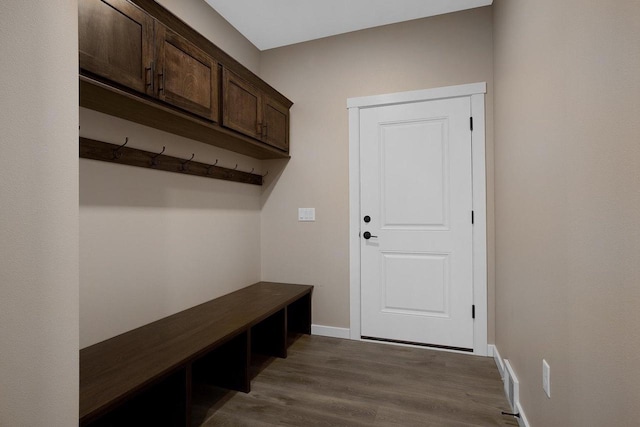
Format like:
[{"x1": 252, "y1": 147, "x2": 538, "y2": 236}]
[
  {"x1": 471, "y1": 210, "x2": 475, "y2": 224},
  {"x1": 472, "y1": 305, "x2": 476, "y2": 319},
  {"x1": 470, "y1": 117, "x2": 474, "y2": 131}
]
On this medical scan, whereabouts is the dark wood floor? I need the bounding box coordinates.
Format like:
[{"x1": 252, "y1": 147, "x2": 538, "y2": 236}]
[{"x1": 192, "y1": 335, "x2": 518, "y2": 426}]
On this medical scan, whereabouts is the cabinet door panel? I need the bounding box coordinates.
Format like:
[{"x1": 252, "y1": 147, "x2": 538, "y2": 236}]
[
  {"x1": 79, "y1": 0, "x2": 153, "y2": 94},
  {"x1": 155, "y1": 25, "x2": 218, "y2": 121},
  {"x1": 263, "y1": 96, "x2": 289, "y2": 151},
  {"x1": 222, "y1": 69, "x2": 262, "y2": 140}
]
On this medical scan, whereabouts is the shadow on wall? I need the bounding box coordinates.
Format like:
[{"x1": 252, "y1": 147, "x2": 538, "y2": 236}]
[
  {"x1": 260, "y1": 158, "x2": 290, "y2": 209},
  {"x1": 79, "y1": 106, "x2": 267, "y2": 210},
  {"x1": 80, "y1": 158, "x2": 263, "y2": 210}
]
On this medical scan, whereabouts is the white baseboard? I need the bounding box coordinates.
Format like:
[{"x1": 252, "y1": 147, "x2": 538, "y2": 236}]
[
  {"x1": 516, "y1": 401, "x2": 531, "y2": 427},
  {"x1": 493, "y1": 346, "x2": 530, "y2": 427},
  {"x1": 504, "y1": 360, "x2": 520, "y2": 410},
  {"x1": 489, "y1": 344, "x2": 505, "y2": 379},
  {"x1": 311, "y1": 324, "x2": 350, "y2": 339}
]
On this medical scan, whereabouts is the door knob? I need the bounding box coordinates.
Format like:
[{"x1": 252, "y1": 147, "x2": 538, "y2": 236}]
[{"x1": 363, "y1": 231, "x2": 378, "y2": 240}]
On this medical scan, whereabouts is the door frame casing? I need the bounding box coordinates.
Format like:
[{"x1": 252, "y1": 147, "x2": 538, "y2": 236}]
[{"x1": 347, "y1": 83, "x2": 488, "y2": 356}]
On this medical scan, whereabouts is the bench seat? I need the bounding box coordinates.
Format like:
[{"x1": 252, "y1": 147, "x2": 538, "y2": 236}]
[{"x1": 80, "y1": 281, "x2": 313, "y2": 426}]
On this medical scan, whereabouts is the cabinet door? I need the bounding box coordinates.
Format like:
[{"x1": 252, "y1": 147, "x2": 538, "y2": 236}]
[
  {"x1": 155, "y1": 24, "x2": 219, "y2": 122},
  {"x1": 79, "y1": 0, "x2": 154, "y2": 94},
  {"x1": 262, "y1": 95, "x2": 290, "y2": 151},
  {"x1": 222, "y1": 68, "x2": 262, "y2": 140}
]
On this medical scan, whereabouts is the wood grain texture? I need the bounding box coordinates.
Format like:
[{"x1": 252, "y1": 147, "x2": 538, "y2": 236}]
[
  {"x1": 79, "y1": 0, "x2": 292, "y2": 159},
  {"x1": 129, "y1": 0, "x2": 292, "y2": 109},
  {"x1": 80, "y1": 76, "x2": 290, "y2": 159},
  {"x1": 262, "y1": 94, "x2": 290, "y2": 151},
  {"x1": 156, "y1": 23, "x2": 219, "y2": 121},
  {"x1": 79, "y1": 0, "x2": 154, "y2": 94},
  {"x1": 80, "y1": 282, "x2": 313, "y2": 425},
  {"x1": 193, "y1": 336, "x2": 518, "y2": 427},
  {"x1": 79, "y1": 137, "x2": 263, "y2": 185},
  {"x1": 222, "y1": 68, "x2": 262, "y2": 140},
  {"x1": 221, "y1": 69, "x2": 290, "y2": 151}
]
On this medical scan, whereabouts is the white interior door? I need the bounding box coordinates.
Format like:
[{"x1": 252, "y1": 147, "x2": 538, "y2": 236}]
[{"x1": 360, "y1": 96, "x2": 474, "y2": 350}]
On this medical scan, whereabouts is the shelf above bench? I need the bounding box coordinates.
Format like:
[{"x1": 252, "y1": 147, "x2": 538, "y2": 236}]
[{"x1": 80, "y1": 76, "x2": 290, "y2": 160}]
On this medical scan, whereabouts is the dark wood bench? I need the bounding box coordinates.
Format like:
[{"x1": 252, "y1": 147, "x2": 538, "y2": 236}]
[{"x1": 80, "y1": 281, "x2": 313, "y2": 426}]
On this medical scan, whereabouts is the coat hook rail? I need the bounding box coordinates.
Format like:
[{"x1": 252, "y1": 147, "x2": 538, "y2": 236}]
[{"x1": 79, "y1": 137, "x2": 263, "y2": 186}]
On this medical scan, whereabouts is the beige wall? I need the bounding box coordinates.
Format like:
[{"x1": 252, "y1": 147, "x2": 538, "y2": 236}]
[
  {"x1": 79, "y1": 0, "x2": 263, "y2": 348},
  {"x1": 80, "y1": 110, "x2": 263, "y2": 347},
  {"x1": 0, "y1": 1, "x2": 79, "y2": 425},
  {"x1": 259, "y1": 8, "x2": 495, "y2": 337},
  {"x1": 493, "y1": 0, "x2": 640, "y2": 425}
]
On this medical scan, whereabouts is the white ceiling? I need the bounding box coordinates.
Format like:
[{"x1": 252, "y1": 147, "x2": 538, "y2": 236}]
[{"x1": 205, "y1": 0, "x2": 493, "y2": 51}]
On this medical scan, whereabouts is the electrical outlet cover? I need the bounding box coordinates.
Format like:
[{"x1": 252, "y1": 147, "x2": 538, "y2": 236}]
[{"x1": 542, "y1": 359, "x2": 551, "y2": 398}]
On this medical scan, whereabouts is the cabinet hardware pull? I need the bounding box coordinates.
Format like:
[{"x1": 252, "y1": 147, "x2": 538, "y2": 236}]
[
  {"x1": 263, "y1": 124, "x2": 268, "y2": 140},
  {"x1": 145, "y1": 66, "x2": 152, "y2": 88},
  {"x1": 158, "y1": 68, "x2": 165, "y2": 93}
]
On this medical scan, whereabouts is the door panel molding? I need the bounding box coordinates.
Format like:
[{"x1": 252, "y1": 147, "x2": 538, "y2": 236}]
[
  {"x1": 380, "y1": 251, "x2": 451, "y2": 317},
  {"x1": 379, "y1": 118, "x2": 450, "y2": 230},
  {"x1": 348, "y1": 83, "x2": 488, "y2": 356}
]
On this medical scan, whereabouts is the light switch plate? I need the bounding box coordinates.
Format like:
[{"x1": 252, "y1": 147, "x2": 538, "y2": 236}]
[{"x1": 298, "y1": 208, "x2": 315, "y2": 222}]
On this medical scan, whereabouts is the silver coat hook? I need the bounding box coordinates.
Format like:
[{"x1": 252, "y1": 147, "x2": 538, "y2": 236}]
[{"x1": 262, "y1": 171, "x2": 269, "y2": 178}]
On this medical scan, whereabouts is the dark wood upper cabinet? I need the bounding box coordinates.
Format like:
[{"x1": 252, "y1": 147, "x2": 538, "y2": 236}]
[
  {"x1": 79, "y1": 0, "x2": 154, "y2": 95},
  {"x1": 263, "y1": 95, "x2": 290, "y2": 151},
  {"x1": 79, "y1": 0, "x2": 292, "y2": 159},
  {"x1": 222, "y1": 69, "x2": 290, "y2": 151},
  {"x1": 155, "y1": 24, "x2": 219, "y2": 122},
  {"x1": 222, "y1": 68, "x2": 262, "y2": 141}
]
